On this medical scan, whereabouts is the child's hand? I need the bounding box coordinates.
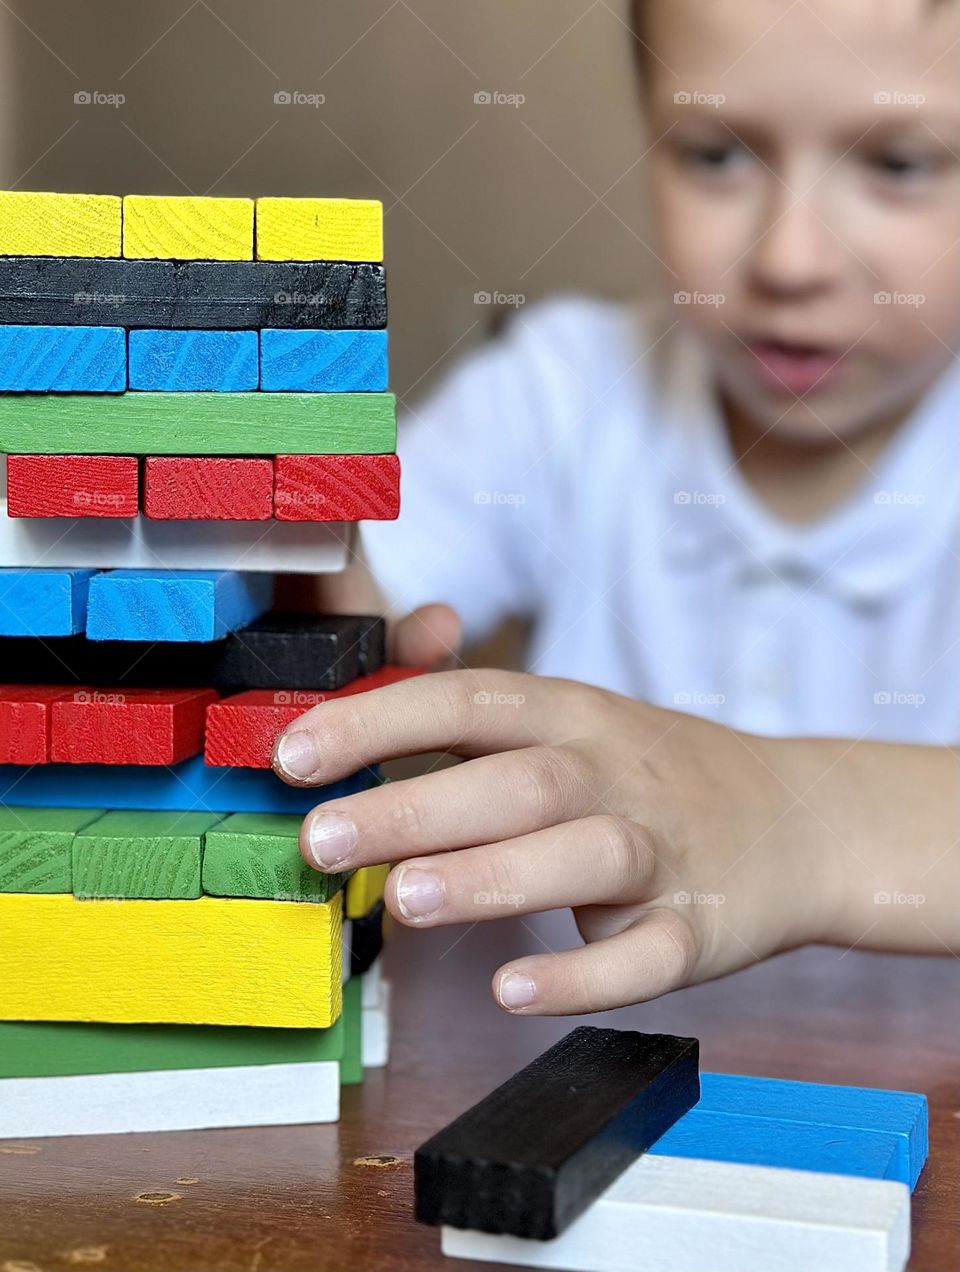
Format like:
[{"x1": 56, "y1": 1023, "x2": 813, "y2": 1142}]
[{"x1": 273, "y1": 670, "x2": 846, "y2": 1015}]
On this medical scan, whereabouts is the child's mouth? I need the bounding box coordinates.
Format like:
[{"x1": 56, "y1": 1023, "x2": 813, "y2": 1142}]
[{"x1": 743, "y1": 339, "x2": 847, "y2": 396}]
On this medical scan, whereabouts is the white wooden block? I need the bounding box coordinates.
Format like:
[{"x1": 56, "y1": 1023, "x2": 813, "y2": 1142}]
[
  {"x1": 0, "y1": 488, "x2": 353, "y2": 573},
  {"x1": 361, "y1": 958, "x2": 383, "y2": 1008},
  {"x1": 0, "y1": 1060, "x2": 340, "y2": 1138},
  {"x1": 362, "y1": 978, "x2": 391, "y2": 1068},
  {"x1": 441, "y1": 1155, "x2": 910, "y2": 1272}
]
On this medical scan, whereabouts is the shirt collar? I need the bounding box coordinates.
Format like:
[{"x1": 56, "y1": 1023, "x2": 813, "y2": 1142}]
[{"x1": 658, "y1": 327, "x2": 960, "y2": 609}]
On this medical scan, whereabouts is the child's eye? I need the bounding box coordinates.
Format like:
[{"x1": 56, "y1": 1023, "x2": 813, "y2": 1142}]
[
  {"x1": 677, "y1": 141, "x2": 749, "y2": 173},
  {"x1": 867, "y1": 152, "x2": 941, "y2": 183}
]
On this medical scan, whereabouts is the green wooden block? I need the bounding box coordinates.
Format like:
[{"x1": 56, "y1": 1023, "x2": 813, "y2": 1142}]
[
  {"x1": 0, "y1": 807, "x2": 104, "y2": 893},
  {"x1": 0, "y1": 1015, "x2": 345, "y2": 1078},
  {"x1": 0, "y1": 392, "x2": 396, "y2": 455},
  {"x1": 72, "y1": 809, "x2": 223, "y2": 899},
  {"x1": 202, "y1": 812, "x2": 351, "y2": 903},
  {"x1": 340, "y1": 974, "x2": 364, "y2": 1085}
]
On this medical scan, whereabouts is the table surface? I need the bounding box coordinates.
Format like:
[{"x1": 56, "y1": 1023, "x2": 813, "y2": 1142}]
[{"x1": 1, "y1": 910, "x2": 958, "y2": 1272}]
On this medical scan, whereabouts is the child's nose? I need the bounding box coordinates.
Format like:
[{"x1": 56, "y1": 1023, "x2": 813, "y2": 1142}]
[{"x1": 746, "y1": 188, "x2": 843, "y2": 299}]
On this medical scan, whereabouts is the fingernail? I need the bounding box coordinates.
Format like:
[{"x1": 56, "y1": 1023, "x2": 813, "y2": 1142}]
[
  {"x1": 275, "y1": 731, "x2": 320, "y2": 781},
  {"x1": 395, "y1": 867, "x2": 444, "y2": 920},
  {"x1": 305, "y1": 811, "x2": 357, "y2": 870},
  {"x1": 497, "y1": 971, "x2": 536, "y2": 1011}
]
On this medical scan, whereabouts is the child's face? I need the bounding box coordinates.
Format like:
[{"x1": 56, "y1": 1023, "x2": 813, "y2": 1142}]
[{"x1": 645, "y1": 0, "x2": 960, "y2": 441}]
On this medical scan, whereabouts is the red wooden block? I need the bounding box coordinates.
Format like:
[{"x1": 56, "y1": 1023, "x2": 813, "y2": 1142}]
[
  {"x1": 0, "y1": 684, "x2": 76, "y2": 764},
  {"x1": 6, "y1": 454, "x2": 139, "y2": 519},
  {"x1": 204, "y1": 665, "x2": 424, "y2": 769},
  {"x1": 274, "y1": 454, "x2": 400, "y2": 522},
  {"x1": 144, "y1": 457, "x2": 274, "y2": 521},
  {"x1": 51, "y1": 687, "x2": 219, "y2": 766}
]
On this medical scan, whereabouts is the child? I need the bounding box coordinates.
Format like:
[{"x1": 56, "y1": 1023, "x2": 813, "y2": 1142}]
[{"x1": 277, "y1": 0, "x2": 960, "y2": 1015}]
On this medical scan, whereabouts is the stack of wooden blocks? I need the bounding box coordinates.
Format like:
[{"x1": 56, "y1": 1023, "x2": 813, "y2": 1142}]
[{"x1": 0, "y1": 190, "x2": 408, "y2": 1138}]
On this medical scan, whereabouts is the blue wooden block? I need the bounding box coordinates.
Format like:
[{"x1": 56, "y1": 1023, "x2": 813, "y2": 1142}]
[
  {"x1": 0, "y1": 568, "x2": 97, "y2": 636},
  {"x1": 260, "y1": 329, "x2": 388, "y2": 392},
  {"x1": 85, "y1": 570, "x2": 273, "y2": 643},
  {"x1": 128, "y1": 330, "x2": 259, "y2": 391},
  {"x1": 0, "y1": 759, "x2": 380, "y2": 814},
  {"x1": 0, "y1": 326, "x2": 125, "y2": 392},
  {"x1": 650, "y1": 1073, "x2": 928, "y2": 1190}
]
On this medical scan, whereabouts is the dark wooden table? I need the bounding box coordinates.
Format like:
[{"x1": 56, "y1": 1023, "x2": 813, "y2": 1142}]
[{"x1": 1, "y1": 910, "x2": 957, "y2": 1272}]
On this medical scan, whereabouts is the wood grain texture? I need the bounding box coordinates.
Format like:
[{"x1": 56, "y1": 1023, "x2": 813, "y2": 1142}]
[
  {"x1": 71, "y1": 810, "x2": 223, "y2": 900},
  {"x1": 274, "y1": 454, "x2": 401, "y2": 522},
  {"x1": 86, "y1": 570, "x2": 273, "y2": 643},
  {"x1": 0, "y1": 892, "x2": 343, "y2": 1027},
  {"x1": 212, "y1": 613, "x2": 389, "y2": 696},
  {"x1": 0, "y1": 683, "x2": 75, "y2": 764},
  {"x1": 341, "y1": 975, "x2": 364, "y2": 1086},
  {"x1": 0, "y1": 1014, "x2": 345, "y2": 1078},
  {"x1": 123, "y1": 196, "x2": 254, "y2": 261},
  {"x1": 0, "y1": 757, "x2": 377, "y2": 815},
  {"x1": 144, "y1": 457, "x2": 274, "y2": 521},
  {"x1": 0, "y1": 258, "x2": 387, "y2": 328},
  {"x1": 7, "y1": 454, "x2": 139, "y2": 519},
  {"x1": 202, "y1": 812, "x2": 351, "y2": 903},
  {"x1": 0, "y1": 391, "x2": 396, "y2": 456},
  {"x1": 205, "y1": 666, "x2": 422, "y2": 768},
  {"x1": 51, "y1": 687, "x2": 218, "y2": 765},
  {"x1": 0, "y1": 1060, "x2": 340, "y2": 1138},
  {"x1": 0, "y1": 191, "x2": 121, "y2": 256},
  {"x1": 260, "y1": 329, "x2": 388, "y2": 392},
  {"x1": 441, "y1": 1157, "x2": 911, "y2": 1272},
  {"x1": 129, "y1": 330, "x2": 258, "y2": 391},
  {"x1": 256, "y1": 198, "x2": 383, "y2": 263},
  {"x1": 0, "y1": 567, "x2": 97, "y2": 636},
  {"x1": 0, "y1": 325, "x2": 125, "y2": 391},
  {"x1": 415, "y1": 1026, "x2": 700, "y2": 1240},
  {"x1": 0, "y1": 806, "x2": 104, "y2": 894},
  {"x1": 346, "y1": 865, "x2": 390, "y2": 920},
  {"x1": 0, "y1": 924, "x2": 955, "y2": 1272}
]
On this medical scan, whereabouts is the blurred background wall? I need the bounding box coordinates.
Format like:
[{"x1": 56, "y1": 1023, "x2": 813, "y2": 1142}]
[{"x1": 0, "y1": 0, "x2": 660, "y2": 667}]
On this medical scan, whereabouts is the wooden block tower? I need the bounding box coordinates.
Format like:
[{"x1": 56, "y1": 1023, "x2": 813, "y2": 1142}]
[{"x1": 0, "y1": 191, "x2": 406, "y2": 1137}]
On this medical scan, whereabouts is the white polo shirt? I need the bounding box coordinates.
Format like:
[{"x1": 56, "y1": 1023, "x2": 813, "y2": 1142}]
[{"x1": 363, "y1": 299, "x2": 960, "y2": 744}]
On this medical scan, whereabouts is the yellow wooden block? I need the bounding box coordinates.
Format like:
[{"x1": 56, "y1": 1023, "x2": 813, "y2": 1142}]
[
  {"x1": 346, "y1": 864, "x2": 390, "y2": 919},
  {"x1": 256, "y1": 198, "x2": 383, "y2": 262},
  {"x1": 123, "y1": 195, "x2": 254, "y2": 260},
  {"x1": 0, "y1": 893, "x2": 341, "y2": 1028},
  {"x1": 0, "y1": 191, "x2": 121, "y2": 257}
]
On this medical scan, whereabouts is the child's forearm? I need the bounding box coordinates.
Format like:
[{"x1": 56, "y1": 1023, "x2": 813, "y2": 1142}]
[{"x1": 780, "y1": 737, "x2": 960, "y2": 954}]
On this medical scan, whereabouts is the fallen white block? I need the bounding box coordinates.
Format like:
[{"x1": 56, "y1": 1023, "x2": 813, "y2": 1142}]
[
  {"x1": 0, "y1": 1060, "x2": 340, "y2": 1138},
  {"x1": 441, "y1": 1154, "x2": 910, "y2": 1272}
]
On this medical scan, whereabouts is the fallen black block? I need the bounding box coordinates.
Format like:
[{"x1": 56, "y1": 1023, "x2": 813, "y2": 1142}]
[
  {"x1": 415, "y1": 1026, "x2": 700, "y2": 1240},
  {"x1": 214, "y1": 614, "x2": 387, "y2": 693}
]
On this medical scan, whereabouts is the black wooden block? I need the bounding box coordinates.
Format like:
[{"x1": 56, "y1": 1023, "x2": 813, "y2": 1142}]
[
  {"x1": 0, "y1": 635, "x2": 220, "y2": 687},
  {"x1": 214, "y1": 614, "x2": 387, "y2": 693},
  {"x1": 414, "y1": 1026, "x2": 699, "y2": 1240},
  {"x1": 0, "y1": 259, "x2": 387, "y2": 329},
  {"x1": 350, "y1": 900, "x2": 385, "y2": 977}
]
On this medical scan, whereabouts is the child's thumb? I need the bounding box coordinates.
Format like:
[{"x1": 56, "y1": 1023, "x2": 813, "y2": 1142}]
[{"x1": 392, "y1": 603, "x2": 462, "y2": 670}]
